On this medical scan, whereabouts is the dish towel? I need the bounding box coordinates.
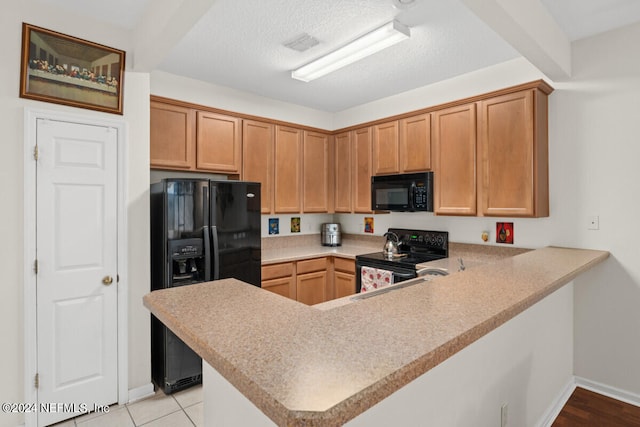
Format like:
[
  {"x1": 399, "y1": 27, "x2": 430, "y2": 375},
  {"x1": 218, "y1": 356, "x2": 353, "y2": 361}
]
[{"x1": 360, "y1": 266, "x2": 393, "y2": 292}]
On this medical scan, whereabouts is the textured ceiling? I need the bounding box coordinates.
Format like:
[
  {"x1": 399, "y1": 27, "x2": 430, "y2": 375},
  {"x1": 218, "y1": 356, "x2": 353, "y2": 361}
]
[
  {"x1": 36, "y1": 0, "x2": 640, "y2": 112},
  {"x1": 156, "y1": 0, "x2": 519, "y2": 112},
  {"x1": 540, "y1": 0, "x2": 640, "y2": 41}
]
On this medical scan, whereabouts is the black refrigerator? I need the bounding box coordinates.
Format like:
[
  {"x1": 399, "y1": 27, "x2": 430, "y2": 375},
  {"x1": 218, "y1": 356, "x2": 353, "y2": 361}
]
[{"x1": 150, "y1": 178, "x2": 261, "y2": 394}]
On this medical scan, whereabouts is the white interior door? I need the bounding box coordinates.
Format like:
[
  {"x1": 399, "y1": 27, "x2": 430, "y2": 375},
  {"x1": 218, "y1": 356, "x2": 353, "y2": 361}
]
[{"x1": 35, "y1": 119, "x2": 119, "y2": 426}]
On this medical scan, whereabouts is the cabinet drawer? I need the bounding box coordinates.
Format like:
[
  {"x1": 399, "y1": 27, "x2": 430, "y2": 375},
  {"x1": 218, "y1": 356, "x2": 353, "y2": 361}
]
[
  {"x1": 334, "y1": 257, "x2": 355, "y2": 273},
  {"x1": 296, "y1": 257, "x2": 327, "y2": 274},
  {"x1": 261, "y1": 262, "x2": 294, "y2": 280}
]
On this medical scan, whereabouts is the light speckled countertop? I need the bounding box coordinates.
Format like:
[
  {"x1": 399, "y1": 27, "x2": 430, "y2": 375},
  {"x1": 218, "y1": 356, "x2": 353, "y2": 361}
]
[{"x1": 144, "y1": 246, "x2": 608, "y2": 426}]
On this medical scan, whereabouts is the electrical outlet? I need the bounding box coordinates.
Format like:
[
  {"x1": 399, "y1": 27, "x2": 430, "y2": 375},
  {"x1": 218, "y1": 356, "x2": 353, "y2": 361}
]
[
  {"x1": 501, "y1": 403, "x2": 508, "y2": 427},
  {"x1": 588, "y1": 215, "x2": 600, "y2": 230}
]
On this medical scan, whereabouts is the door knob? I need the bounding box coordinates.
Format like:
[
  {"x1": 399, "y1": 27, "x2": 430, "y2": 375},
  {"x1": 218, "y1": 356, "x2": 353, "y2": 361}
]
[{"x1": 102, "y1": 276, "x2": 114, "y2": 285}]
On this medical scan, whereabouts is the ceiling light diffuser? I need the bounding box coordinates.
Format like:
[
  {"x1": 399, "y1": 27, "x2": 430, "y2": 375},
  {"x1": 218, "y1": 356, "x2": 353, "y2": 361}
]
[{"x1": 291, "y1": 20, "x2": 410, "y2": 82}]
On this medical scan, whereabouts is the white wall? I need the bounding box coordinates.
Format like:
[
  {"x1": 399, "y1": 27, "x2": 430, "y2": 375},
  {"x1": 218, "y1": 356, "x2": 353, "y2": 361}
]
[
  {"x1": 151, "y1": 71, "x2": 334, "y2": 130},
  {"x1": 0, "y1": 3, "x2": 151, "y2": 426},
  {"x1": 348, "y1": 283, "x2": 575, "y2": 427},
  {"x1": 567, "y1": 23, "x2": 640, "y2": 396}
]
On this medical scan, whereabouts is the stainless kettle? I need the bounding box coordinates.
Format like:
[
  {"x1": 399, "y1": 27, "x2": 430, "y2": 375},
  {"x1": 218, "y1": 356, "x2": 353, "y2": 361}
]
[{"x1": 383, "y1": 231, "x2": 399, "y2": 258}]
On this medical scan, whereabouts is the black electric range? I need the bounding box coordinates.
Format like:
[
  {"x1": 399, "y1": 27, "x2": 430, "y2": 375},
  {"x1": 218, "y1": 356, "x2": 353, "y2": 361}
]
[{"x1": 355, "y1": 228, "x2": 449, "y2": 292}]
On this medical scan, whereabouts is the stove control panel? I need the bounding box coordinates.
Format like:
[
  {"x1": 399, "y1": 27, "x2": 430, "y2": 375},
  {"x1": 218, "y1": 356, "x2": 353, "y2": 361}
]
[{"x1": 388, "y1": 228, "x2": 449, "y2": 252}]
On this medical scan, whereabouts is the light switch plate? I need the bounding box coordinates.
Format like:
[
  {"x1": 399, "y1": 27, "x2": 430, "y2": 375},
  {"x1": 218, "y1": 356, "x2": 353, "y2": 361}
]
[{"x1": 588, "y1": 215, "x2": 600, "y2": 230}]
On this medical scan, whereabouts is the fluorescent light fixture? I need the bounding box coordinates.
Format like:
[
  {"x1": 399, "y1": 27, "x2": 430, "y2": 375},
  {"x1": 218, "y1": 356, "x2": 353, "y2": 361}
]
[{"x1": 291, "y1": 20, "x2": 410, "y2": 82}]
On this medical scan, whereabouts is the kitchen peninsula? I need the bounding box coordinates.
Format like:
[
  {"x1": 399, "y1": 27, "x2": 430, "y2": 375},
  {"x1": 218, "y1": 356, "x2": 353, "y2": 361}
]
[{"x1": 144, "y1": 246, "x2": 608, "y2": 426}]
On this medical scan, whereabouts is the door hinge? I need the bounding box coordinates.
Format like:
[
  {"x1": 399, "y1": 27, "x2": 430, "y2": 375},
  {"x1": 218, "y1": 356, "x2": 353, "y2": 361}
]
[
  {"x1": 34, "y1": 259, "x2": 39, "y2": 274},
  {"x1": 34, "y1": 373, "x2": 39, "y2": 389},
  {"x1": 33, "y1": 145, "x2": 39, "y2": 161}
]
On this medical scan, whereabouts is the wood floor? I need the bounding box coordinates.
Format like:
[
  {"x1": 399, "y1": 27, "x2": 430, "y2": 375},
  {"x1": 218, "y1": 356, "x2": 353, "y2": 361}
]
[{"x1": 552, "y1": 387, "x2": 640, "y2": 426}]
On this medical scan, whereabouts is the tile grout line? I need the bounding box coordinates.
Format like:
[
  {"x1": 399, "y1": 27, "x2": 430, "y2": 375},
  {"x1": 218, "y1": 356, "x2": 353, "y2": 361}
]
[{"x1": 63, "y1": 386, "x2": 203, "y2": 426}]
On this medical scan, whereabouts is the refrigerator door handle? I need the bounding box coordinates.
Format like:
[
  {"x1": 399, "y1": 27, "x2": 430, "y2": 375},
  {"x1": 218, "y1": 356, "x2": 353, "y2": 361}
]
[
  {"x1": 211, "y1": 225, "x2": 220, "y2": 280},
  {"x1": 203, "y1": 225, "x2": 211, "y2": 281}
]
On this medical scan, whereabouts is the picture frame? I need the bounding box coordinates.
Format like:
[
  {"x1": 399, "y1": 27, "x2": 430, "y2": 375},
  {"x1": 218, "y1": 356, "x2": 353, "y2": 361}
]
[{"x1": 19, "y1": 23, "x2": 125, "y2": 115}]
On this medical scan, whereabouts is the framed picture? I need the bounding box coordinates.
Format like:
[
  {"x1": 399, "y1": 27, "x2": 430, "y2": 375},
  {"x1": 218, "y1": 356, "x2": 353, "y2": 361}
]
[
  {"x1": 290, "y1": 217, "x2": 300, "y2": 233},
  {"x1": 268, "y1": 218, "x2": 279, "y2": 235},
  {"x1": 20, "y1": 23, "x2": 125, "y2": 115},
  {"x1": 496, "y1": 222, "x2": 514, "y2": 244}
]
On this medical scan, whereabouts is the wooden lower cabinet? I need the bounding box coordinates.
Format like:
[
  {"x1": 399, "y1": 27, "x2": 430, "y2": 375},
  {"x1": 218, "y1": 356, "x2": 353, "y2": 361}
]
[
  {"x1": 261, "y1": 257, "x2": 356, "y2": 304},
  {"x1": 297, "y1": 271, "x2": 327, "y2": 306},
  {"x1": 334, "y1": 257, "x2": 356, "y2": 299},
  {"x1": 296, "y1": 258, "x2": 327, "y2": 305},
  {"x1": 261, "y1": 262, "x2": 295, "y2": 300}
]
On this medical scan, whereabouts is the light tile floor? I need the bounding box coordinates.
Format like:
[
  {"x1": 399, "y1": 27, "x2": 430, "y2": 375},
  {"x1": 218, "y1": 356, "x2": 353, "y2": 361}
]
[{"x1": 51, "y1": 385, "x2": 203, "y2": 427}]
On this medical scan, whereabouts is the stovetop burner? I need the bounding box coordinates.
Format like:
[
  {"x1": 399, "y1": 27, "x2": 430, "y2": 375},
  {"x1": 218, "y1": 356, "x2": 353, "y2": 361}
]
[{"x1": 356, "y1": 228, "x2": 449, "y2": 267}]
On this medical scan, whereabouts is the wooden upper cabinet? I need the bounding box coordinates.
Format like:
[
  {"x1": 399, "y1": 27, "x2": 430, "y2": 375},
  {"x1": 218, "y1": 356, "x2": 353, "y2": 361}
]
[
  {"x1": 373, "y1": 121, "x2": 400, "y2": 175},
  {"x1": 334, "y1": 131, "x2": 352, "y2": 213},
  {"x1": 433, "y1": 103, "x2": 478, "y2": 216},
  {"x1": 196, "y1": 111, "x2": 242, "y2": 174},
  {"x1": 479, "y1": 89, "x2": 549, "y2": 217},
  {"x1": 274, "y1": 126, "x2": 303, "y2": 213},
  {"x1": 399, "y1": 113, "x2": 432, "y2": 172},
  {"x1": 303, "y1": 131, "x2": 331, "y2": 213},
  {"x1": 352, "y1": 127, "x2": 373, "y2": 213},
  {"x1": 150, "y1": 101, "x2": 195, "y2": 170},
  {"x1": 242, "y1": 120, "x2": 274, "y2": 214}
]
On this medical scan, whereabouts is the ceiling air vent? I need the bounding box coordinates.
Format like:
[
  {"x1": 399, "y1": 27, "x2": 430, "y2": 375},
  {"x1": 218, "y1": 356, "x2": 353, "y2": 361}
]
[{"x1": 284, "y1": 33, "x2": 320, "y2": 52}]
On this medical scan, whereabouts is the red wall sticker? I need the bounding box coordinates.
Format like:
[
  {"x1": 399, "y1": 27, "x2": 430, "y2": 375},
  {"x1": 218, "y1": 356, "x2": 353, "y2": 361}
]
[{"x1": 496, "y1": 222, "x2": 514, "y2": 244}]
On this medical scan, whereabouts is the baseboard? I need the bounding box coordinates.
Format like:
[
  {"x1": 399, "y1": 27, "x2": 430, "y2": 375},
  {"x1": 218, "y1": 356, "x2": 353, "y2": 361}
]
[
  {"x1": 575, "y1": 376, "x2": 640, "y2": 408},
  {"x1": 537, "y1": 378, "x2": 576, "y2": 427},
  {"x1": 128, "y1": 382, "x2": 155, "y2": 403}
]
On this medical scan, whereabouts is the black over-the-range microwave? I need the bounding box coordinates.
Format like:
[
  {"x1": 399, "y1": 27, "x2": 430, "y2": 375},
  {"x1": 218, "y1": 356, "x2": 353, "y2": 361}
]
[{"x1": 371, "y1": 172, "x2": 434, "y2": 212}]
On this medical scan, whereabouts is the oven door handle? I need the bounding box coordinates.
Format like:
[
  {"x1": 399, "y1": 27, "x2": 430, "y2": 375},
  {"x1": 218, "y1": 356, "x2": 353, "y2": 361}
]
[{"x1": 392, "y1": 271, "x2": 415, "y2": 279}]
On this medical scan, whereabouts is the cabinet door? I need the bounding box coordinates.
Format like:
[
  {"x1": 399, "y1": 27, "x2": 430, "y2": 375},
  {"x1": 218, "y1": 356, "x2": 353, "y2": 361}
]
[
  {"x1": 433, "y1": 103, "x2": 478, "y2": 216},
  {"x1": 479, "y1": 90, "x2": 548, "y2": 217},
  {"x1": 150, "y1": 101, "x2": 195, "y2": 170},
  {"x1": 262, "y1": 276, "x2": 295, "y2": 300},
  {"x1": 373, "y1": 121, "x2": 400, "y2": 175},
  {"x1": 303, "y1": 131, "x2": 330, "y2": 213},
  {"x1": 334, "y1": 132, "x2": 352, "y2": 213},
  {"x1": 274, "y1": 126, "x2": 303, "y2": 213},
  {"x1": 243, "y1": 120, "x2": 274, "y2": 214},
  {"x1": 400, "y1": 113, "x2": 431, "y2": 172},
  {"x1": 334, "y1": 271, "x2": 355, "y2": 299},
  {"x1": 296, "y1": 271, "x2": 327, "y2": 305},
  {"x1": 353, "y1": 127, "x2": 373, "y2": 213},
  {"x1": 196, "y1": 112, "x2": 242, "y2": 173}
]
